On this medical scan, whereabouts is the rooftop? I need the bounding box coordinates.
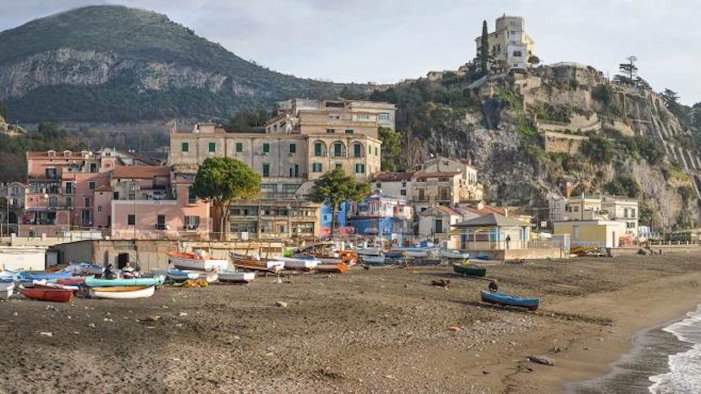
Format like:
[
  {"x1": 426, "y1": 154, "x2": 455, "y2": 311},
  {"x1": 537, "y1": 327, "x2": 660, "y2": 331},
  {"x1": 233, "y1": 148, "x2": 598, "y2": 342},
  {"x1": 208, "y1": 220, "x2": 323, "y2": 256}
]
[
  {"x1": 454, "y1": 213, "x2": 529, "y2": 228},
  {"x1": 413, "y1": 171, "x2": 461, "y2": 180},
  {"x1": 372, "y1": 172, "x2": 414, "y2": 182},
  {"x1": 112, "y1": 166, "x2": 170, "y2": 179}
]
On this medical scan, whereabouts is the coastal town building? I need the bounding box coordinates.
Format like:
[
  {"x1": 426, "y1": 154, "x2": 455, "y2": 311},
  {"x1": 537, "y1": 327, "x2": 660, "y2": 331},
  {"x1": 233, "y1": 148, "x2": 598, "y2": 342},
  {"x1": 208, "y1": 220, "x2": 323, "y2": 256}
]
[
  {"x1": 475, "y1": 14, "x2": 535, "y2": 70},
  {"x1": 553, "y1": 220, "x2": 627, "y2": 248},
  {"x1": 455, "y1": 213, "x2": 532, "y2": 250},
  {"x1": 347, "y1": 193, "x2": 413, "y2": 240},
  {"x1": 0, "y1": 181, "x2": 25, "y2": 234},
  {"x1": 418, "y1": 206, "x2": 465, "y2": 249},
  {"x1": 226, "y1": 200, "x2": 321, "y2": 240}
]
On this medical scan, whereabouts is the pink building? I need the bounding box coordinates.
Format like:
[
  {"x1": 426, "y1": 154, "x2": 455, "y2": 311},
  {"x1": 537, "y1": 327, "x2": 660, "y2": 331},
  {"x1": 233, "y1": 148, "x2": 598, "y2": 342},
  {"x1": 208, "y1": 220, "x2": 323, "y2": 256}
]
[{"x1": 109, "y1": 167, "x2": 210, "y2": 240}]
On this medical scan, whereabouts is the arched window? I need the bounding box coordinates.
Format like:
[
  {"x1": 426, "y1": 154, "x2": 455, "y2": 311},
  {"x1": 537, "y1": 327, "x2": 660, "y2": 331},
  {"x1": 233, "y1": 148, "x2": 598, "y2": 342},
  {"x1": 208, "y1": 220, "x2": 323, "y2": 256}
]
[
  {"x1": 352, "y1": 142, "x2": 364, "y2": 158},
  {"x1": 313, "y1": 141, "x2": 327, "y2": 157},
  {"x1": 332, "y1": 141, "x2": 346, "y2": 158}
]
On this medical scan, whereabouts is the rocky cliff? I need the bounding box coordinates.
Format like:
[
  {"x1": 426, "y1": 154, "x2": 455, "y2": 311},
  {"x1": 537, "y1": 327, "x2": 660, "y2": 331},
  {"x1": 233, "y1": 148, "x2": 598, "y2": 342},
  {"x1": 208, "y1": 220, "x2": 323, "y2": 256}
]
[{"x1": 373, "y1": 64, "x2": 701, "y2": 230}]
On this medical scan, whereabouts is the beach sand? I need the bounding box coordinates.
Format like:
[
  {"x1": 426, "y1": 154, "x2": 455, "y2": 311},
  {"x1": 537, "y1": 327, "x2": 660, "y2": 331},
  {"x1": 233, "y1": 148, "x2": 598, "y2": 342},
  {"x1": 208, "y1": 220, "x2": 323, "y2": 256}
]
[{"x1": 1, "y1": 251, "x2": 701, "y2": 393}]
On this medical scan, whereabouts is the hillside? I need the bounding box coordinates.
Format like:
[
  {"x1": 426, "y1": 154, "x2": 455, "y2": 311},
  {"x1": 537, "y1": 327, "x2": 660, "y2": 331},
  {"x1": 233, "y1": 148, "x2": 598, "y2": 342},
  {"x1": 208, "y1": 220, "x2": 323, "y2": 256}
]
[
  {"x1": 369, "y1": 65, "x2": 701, "y2": 229},
  {"x1": 0, "y1": 5, "x2": 362, "y2": 123}
]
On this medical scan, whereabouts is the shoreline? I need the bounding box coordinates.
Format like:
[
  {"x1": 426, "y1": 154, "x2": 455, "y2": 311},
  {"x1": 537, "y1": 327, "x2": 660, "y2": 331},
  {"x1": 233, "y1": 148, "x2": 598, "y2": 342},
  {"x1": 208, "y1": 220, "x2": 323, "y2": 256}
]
[{"x1": 504, "y1": 265, "x2": 701, "y2": 393}]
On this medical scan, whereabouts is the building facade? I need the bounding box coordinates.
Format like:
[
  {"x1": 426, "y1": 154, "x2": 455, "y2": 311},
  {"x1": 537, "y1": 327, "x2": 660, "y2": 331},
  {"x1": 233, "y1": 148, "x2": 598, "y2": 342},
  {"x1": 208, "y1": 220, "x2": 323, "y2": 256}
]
[
  {"x1": 227, "y1": 200, "x2": 321, "y2": 240},
  {"x1": 549, "y1": 194, "x2": 639, "y2": 239},
  {"x1": 347, "y1": 193, "x2": 413, "y2": 240},
  {"x1": 474, "y1": 15, "x2": 535, "y2": 70}
]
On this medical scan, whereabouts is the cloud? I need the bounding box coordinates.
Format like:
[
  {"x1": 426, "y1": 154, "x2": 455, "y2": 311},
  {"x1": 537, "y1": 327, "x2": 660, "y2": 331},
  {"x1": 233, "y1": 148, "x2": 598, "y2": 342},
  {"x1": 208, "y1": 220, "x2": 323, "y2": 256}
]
[{"x1": 0, "y1": 0, "x2": 699, "y2": 103}]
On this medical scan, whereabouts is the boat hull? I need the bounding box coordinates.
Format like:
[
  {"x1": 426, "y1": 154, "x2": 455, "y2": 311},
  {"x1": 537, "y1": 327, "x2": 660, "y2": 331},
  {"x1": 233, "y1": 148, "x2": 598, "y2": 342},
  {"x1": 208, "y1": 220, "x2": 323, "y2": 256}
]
[
  {"x1": 17, "y1": 271, "x2": 73, "y2": 282},
  {"x1": 362, "y1": 256, "x2": 386, "y2": 265},
  {"x1": 219, "y1": 270, "x2": 256, "y2": 283},
  {"x1": 168, "y1": 252, "x2": 229, "y2": 272},
  {"x1": 278, "y1": 257, "x2": 319, "y2": 270},
  {"x1": 356, "y1": 247, "x2": 382, "y2": 256},
  {"x1": 84, "y1": 276, "x2": 164, "y2": 288},
  {"x1": 453, "y1": 263, "x2": 487, "y2": 277},
  {"x1": 0, "y1": 282, "x2": 14, "y2": 300},
  {"x1": 21, "y1": 288, "x2": 73, "y2": 303},
  {"x1": 230, "y1": 254, "x2": 285, "y2": 273},
  {"x1": 480, "y1": 290, "x2": 539, "y2": 311},
  {"x1": 89, "y1": 286, "x2": 155, "y2": 299},
  {"x1": 166, "y1": 269, "x2": 201, "y2": 281},
  {"x1": 441, "y1": 250, "x2": 470, "y2": 260},
  {"x1": 317, "y1": 263, "x2": 349, "y2": 273}
]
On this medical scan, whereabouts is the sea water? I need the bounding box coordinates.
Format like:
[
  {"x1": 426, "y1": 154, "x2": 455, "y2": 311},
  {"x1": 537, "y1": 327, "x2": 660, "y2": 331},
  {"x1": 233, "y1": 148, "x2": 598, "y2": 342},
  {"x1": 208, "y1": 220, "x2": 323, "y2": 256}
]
[{"x1": 648, "y1": 305, "x2": 701, "y2": 393}]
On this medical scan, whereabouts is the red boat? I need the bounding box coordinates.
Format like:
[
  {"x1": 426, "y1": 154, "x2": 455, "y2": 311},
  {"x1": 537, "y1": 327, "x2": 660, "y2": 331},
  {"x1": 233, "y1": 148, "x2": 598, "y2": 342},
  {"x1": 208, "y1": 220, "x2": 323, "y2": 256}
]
[
  {"x1": 21, "y1": 288, "x2": 74, "y2": 303},
  {"x1": 57, "y1": 278, "x2": 86, "y2": 286}
]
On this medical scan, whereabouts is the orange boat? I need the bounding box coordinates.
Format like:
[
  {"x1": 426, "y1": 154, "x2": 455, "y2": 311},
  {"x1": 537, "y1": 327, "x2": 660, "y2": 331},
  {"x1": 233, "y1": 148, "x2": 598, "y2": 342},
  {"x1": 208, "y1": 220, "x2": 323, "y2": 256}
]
[
  {"x1": 21, "y1": 288, "x2": 74, "y2": 303},
  {"x1": 317, "y1": 263, "x2": 349, "y2": 273}
]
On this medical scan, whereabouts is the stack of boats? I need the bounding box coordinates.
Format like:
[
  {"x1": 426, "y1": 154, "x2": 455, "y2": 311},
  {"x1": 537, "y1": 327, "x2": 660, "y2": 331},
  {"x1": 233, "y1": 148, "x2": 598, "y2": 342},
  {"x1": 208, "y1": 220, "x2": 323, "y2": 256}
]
[{"x1": 167, "y1": 250, "x2": 257, "y2": 284}]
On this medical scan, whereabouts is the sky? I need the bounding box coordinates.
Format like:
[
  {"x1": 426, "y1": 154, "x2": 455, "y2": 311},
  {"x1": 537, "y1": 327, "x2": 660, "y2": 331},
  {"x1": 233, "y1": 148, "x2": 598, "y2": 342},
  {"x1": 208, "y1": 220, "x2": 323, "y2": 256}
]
[{"x1": 0, "y1": 0, "x2": 700, "y2": 104}]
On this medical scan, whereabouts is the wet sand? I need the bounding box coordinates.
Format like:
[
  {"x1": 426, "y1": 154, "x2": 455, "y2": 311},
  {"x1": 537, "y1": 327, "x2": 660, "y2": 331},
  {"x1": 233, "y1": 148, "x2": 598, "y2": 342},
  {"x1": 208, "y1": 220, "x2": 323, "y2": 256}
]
[{"x1": 2, "y1": 251, "x2": 701, "y2": 393}]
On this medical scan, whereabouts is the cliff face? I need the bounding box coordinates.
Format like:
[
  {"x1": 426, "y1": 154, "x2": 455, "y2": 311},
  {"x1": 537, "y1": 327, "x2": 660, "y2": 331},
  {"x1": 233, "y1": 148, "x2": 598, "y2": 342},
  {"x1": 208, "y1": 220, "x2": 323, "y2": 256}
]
[
  {"x1": 389, "y1": 64, "x2": 700, "y2": 229},
  {"x1": 0, "y1": 5, "x2": 359, "y2": 122}
]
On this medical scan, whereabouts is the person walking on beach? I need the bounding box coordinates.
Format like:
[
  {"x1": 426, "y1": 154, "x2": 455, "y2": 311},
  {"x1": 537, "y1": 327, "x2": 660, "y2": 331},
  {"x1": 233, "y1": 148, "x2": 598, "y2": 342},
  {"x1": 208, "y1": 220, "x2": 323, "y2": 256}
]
[{"x1": 505, "y1": 235, "x2": 511, "y2": 250}]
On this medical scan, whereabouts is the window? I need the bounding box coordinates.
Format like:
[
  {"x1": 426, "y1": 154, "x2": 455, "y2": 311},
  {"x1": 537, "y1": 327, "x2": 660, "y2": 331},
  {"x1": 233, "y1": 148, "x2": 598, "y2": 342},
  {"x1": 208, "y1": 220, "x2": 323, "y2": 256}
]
[
  {"x1": 188, "y1": 186, "x2": 196, "y2": 204},
  {"x1": 513, "y1": 50, "x2": 522, "y2": 57},
  {"x1": 326, "y1": 129, "x2": 336, "y2": 134},
  {"x1": 65, "y1": 182, "x2": 75, "y2": 194},
  {"x1": 49, "y1": 196, "x2": 58, "y2": 207},
  {"x1": 84, "y1": 197, "x2": 91, "y2": 207},
  {"x1": 314, "y1": 142, "x2": 324, "y2": 156},
  {"x1": 335, "y1": 163, "x2": 342, "y2": 170},
  {"x1": 235, "y1": 142, "x2": 243, "y2": 153},
  {"x1": 65, "y1": 196, "x2": 72, "y2": 207},
  {"x1": 262, "y1": 143, "x2": 270, "y2": 155},
  {"x1": 90, "y1": 163, "x2": 97, "y2": 173},
  {"x1": 312, "y1": 163, "x2": 323, "y2": 173},
  {"x1": 262, "y1": 163, "x2": 270, "y2": 177},
  {"x1": 355, "y1": 164, "x2": 365, "y2": 174},
  {"x1": 333, "y1": 142, "x2": 344, "y2": 157},
  {"x1": 208, "y1": 142, "x2": 216, "y2": 153},
  {"x1": 46, "y1": 168, "x2": 58, "y2": 179},
  {"x1": 345, "y1": 129, "x2": 354, "y2": 134},
  {"x1": 89, "y1": 181, "x2": 96, "y2": 190},
  {"x1": 357, "y1": 114, "x2": 369, "y2": 120},
  {"x1": 353, "y1": 143, "x2": 362, "y2": 158},
  {"x1": 400, "y1": 189, "x2": 407, "y2": 196},
  {"x1": 181, "y1": 142, "x2": 189, "y2": 152},
  {"x1": 185, "y1": 216, "x2": 200, "y2": 230},
  {"x1": 378, "y1": 113, "x2": 390, "y2": 121},
  {"x1": 368, "y1": 145, "x2": 372, "y2": 154},
  {"x1": 289, "y1": 143, "x2": 296, "y2": 154},
  {"x1": 127, "y1": 214, "x2": 135, "y2": 226},
  {"x1": 375, "y1": 147, "x2": 379, "y2": 156},
  {"x1": 156, "y1": 215, "x2": 166, "y2": 230}
]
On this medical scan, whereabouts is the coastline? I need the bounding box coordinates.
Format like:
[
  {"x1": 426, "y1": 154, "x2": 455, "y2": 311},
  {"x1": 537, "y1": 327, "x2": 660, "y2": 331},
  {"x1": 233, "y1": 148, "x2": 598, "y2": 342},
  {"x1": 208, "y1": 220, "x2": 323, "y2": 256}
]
[
  {"x1": 2, "y1": 252, "x2": 701, "y2": 392},
  {"x1": 505, "y1": 263, "x2": 701, "y2": 393}
]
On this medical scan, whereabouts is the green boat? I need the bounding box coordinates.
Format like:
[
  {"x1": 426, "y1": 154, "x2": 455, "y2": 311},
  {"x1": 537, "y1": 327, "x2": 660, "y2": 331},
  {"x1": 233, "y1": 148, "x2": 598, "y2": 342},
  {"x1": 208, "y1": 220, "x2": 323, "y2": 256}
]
[
  {"x1": 84, "y1": 276, "x2": 165, "y2": 288},
  {"x1": 452, "y1": 263, "x2": 487, "y2": 277}
]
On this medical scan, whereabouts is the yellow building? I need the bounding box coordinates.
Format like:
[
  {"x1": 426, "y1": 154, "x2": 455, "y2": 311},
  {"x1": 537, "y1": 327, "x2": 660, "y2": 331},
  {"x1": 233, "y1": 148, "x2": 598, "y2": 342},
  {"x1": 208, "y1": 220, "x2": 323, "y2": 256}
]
[
  {"x1": 474, "y1": 14, "x2": 535, "y2": 70},
  {"x1": 554, "y1": 220, "x2": 627, "y2": 248}
]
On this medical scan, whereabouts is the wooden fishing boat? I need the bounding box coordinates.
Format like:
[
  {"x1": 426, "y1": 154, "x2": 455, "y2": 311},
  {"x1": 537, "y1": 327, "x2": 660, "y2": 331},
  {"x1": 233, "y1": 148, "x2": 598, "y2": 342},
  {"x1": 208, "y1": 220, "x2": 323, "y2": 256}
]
[
  {"x1": 0, "y1": 282, "x2": 14, "y2": 300},
  {"x1": 166, "y1": 269, "x2": 201, "y2": 282},
  {"x1": 229, "y1": 253, "x2": 284, "y2": 273},
  {"x1": 218, "y1": 270, "x2": 256, "y2": 283},
  {"x1": 21, "y1": 287, "x2": 73, "y2": 303},
  {"x1": 17, "y1": 271, "x2": 73, "y2": 282},
  {"x1": 89, "y1": 286, "x2": 155, "y2": 299},
  {"x1": 480, "y1": 290, "x2": 540, "y2": 311},
  {"x1": 317, "y1": 263, "x2": 349, "y2": 273},
  {"x1": 356, "y1": 247, "x2": 382, "y2": 256},
  {"x1": 0, "y1": 270, "x2": 15, "y2": 281},
  {"x1": 168, "y1": 250, "x2": 229, "y2": 272},
  {"x1": 32, "y1": 280, "x2": 80, "y2": 292},
  {"x1": 362, "y1": 255, "x2": 386, "y2": 265},
  {"x1": 441, "y1": 249, "x2": 470, "y2": 260},
  {"x1": 182, "y1": 270, "x2": 219, "y2": 283},
  {"x1": 453, "y1": 263, "x2": 487, "y2": 277},
  {"x1": 84, "y1": 276, "x2": 164, "y2": 288},
  {"x1": 277, "y1": 256, "x2": 319, "y2": 270},
  {"x1": 57, "y1": 278, "x2": 86, "y2": 286}
]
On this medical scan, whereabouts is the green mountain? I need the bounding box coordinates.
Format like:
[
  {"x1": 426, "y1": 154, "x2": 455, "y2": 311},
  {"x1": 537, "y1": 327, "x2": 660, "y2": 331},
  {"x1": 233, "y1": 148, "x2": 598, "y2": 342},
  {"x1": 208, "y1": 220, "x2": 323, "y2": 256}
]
[{"x1": 0, "y1": 5, "x2": 361, "y2": 123}]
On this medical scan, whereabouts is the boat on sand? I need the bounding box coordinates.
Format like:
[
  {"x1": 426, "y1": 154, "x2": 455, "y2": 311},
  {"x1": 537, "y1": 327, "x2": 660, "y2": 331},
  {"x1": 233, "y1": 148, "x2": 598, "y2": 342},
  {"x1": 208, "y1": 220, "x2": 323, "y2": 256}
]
[
  {"x1": 84, "y1": 276, "x2": 164, "y2": 288},
  {"x1": 168, "y1": 250, "x2": 229, "y2": 272},
  {"x1": 218, "y1": 270, "x2": 256, "y2": 283},
  {"x1": 1, "y1": 282, "x2": 14, "y2": 300},
  {"x1": 21, "y1": 287, "x2": 73, "y2": 303},
  {"x1": 229, "y1": 253, "x2": 285, "y2": 273},
  {"x1": 316, "y1": 263, "x2": 349, "y2": 273},
  {"x1": 480, "y1": 290, "x2": 539, "y2": 311},
  {"x1": 452, "y1": 263, "x2": 487, "y2": 277},
  {"x1": 89, "y1": 286, "x2": 156, "y2": 299}
]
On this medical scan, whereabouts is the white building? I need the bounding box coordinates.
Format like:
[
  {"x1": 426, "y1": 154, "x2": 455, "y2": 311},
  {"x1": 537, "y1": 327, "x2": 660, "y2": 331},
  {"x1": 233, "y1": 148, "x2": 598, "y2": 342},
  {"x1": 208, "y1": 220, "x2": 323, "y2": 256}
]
[{"x1": 474, "y1": 14, "x2": 535, "y2": 70}]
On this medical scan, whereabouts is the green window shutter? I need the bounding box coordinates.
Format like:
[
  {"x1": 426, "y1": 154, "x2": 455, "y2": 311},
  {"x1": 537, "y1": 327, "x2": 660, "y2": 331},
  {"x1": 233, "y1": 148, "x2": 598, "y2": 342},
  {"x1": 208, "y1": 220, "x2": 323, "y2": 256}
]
[
  {"x1": 236, "y1": 142, "x2": 243, "y2": 152},
  {"x1": 181, "y1": 142, "x2": 189, "y2": 152},
  {"x1": 208, "y1": 142, "x2": 216, "y2": 152}
]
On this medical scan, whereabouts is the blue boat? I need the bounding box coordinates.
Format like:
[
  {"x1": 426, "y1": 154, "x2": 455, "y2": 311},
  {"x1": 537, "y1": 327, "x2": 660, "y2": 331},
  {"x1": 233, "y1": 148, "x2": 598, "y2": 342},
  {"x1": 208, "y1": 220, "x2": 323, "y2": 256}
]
[
  {"x1": 480, "y1": 290, "x2": 540, "y2": 311},
  {"x1": 84, "y1": 276, "x2": 165, "y2": 288},
  {"x1": 16, "y1": 271, "x2": 73, "y2": 282}
]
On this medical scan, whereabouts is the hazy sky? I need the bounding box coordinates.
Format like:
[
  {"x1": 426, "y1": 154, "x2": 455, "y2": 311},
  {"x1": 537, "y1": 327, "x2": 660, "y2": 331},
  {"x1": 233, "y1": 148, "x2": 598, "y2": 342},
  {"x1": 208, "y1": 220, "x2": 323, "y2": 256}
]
[{"x1": 1, "y1": 0, "x2": 700, "y2": 104}]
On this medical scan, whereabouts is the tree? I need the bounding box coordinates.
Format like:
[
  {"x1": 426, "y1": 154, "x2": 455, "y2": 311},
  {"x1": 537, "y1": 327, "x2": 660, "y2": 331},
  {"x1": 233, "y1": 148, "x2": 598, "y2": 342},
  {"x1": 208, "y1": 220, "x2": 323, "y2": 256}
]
[
  {"x1": 639, "y1": 203, "x2": 655, "y2": 227},
  {"x1": 614, "y1": 56, "x2": 638, "y2": 85},
  {"x1": 527, "y1": 55, "x2": 541, "y2": 66},
  {"x1": 378, "y1": 127, "x2": 402, "y2": 171},
  {"x1": 480, "y1": 20, "x2": 490, "y2": 74},
  {"x1": 604, "y1": 176, "x2": 641, "y2": 198},
  {"x1": 310, "y1": 168, "x2": 370, "y2": 235},
  {"x1": 225, "y1": 109, "x2": 270, "y2": 132},
  {"x1": 580, "y1": 135, "x2": 613, "y2": 164},
  {"x1": 193, "y1": 157, "x2": 261, "y2": 240}
]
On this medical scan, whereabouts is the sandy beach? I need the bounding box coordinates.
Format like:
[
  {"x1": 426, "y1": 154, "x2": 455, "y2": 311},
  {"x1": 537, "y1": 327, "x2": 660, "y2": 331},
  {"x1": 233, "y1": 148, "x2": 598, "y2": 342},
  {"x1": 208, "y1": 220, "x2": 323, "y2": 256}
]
[{"x1": 2, "y1": 251, "x2": 701, "y2": 393}]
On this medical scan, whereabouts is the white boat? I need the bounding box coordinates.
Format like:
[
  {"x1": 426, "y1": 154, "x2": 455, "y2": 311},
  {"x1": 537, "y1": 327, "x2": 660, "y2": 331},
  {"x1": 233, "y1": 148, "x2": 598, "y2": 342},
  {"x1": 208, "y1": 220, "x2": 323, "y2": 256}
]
[
  {"x1": 0, "y1": 282, "x2": 14, "y2": 300},
  {"x1": 166, "y1": 269, "x2": 200, "y2": 281},
  {"x1": 218, "y1": 270, "x2": 256, "y2": 283},
  {"x1": 168, "y1": 250, "x2": 229, "y2": 272},
  {"x1": 150, "y1": 268, "x2": 168, "y2": 277},
  {"x1": 0, "y1": 270, "x2": 15, "y2": 281},
  {"x1": 362, "y1": 255, "x2": 386, "y2": 265},
  {"x1": 64, "y1": 262, "x2": 104, "y2": 276},
  {"x1": 89, "y1": 285, "x2": 156, "y2": 299},
  {"x1": 356, "y1": 247, "x2": 382, "y2": 256},
  {"x1": 277, "y1": 256, "x2": 319, "y2": 270},
  {"x1": 183, "y1": 270, "x2": 219, "y2": 283},
  {"x1": 441, "y1": 249, "x2": 470, "y2": 260},
  {"x1": 32, "y1": 280, "x2": 79, "y2": 291}
]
